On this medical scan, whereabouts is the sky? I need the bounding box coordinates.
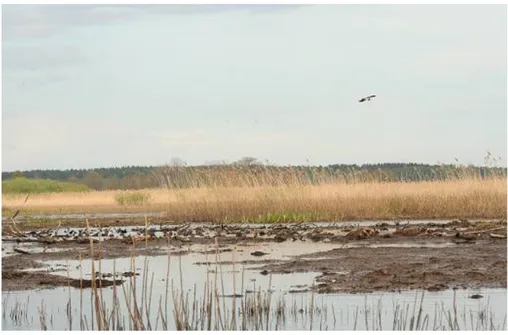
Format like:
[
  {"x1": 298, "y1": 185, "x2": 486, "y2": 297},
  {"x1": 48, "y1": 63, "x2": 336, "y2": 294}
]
[{"x1": 2, "y1": 4, "x2": 507, "y2": 171}]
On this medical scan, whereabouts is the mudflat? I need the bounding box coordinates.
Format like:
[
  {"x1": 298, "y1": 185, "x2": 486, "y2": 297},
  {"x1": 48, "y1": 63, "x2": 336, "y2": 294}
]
[{"x1": 2, "y1": 219, "x2": 506, "y2": 293}]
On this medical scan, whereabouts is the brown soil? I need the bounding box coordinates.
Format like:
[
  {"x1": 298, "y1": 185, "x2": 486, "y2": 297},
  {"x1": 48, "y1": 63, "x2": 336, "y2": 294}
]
[
  {"x1": 257, "y1": 239, "x2": 506, "y2": 293},
  {"x1": 2, "y1": 219, "x2": 506, "y2": 292},
  {"x1": 2, "y1": 268, "x2": 124, "y2": 291}
]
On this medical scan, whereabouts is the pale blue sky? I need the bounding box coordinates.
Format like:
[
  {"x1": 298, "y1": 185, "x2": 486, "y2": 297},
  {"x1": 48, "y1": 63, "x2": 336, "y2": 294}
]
[{"x1": 2, "y1": 4, "x2": 506, "y2": 171}]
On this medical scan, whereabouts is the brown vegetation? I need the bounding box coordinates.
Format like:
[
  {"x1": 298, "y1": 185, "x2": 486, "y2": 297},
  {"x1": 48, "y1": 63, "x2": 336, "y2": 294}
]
[{"x1": 2, "y1": 176, "x2": 506, "y2": 223}]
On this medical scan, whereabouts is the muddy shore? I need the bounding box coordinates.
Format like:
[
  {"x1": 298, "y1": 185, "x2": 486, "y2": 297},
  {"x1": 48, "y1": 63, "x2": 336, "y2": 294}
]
[{"x1": 2, "y1": 219, "x2": 506, "y2": 293}]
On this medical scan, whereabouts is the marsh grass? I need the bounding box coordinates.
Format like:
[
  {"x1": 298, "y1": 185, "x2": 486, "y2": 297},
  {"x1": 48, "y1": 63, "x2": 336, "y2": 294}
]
[
  {"x1": 153, "y1": 159, "x2": 507, "y2": 189},
  {"x1": 114, "y1": 191, "x2": 151, "y2": 207},
  {"x1": 2, "y1": 177, "x2": 506, "y2": 223},
  {"x1": 3, "y1": 296, "x2": 30, "y2": 328}
]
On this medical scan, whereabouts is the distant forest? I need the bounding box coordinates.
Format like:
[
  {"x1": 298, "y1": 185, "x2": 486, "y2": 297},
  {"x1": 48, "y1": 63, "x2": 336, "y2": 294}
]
[{"x1": 2, "y1": 159, "x2": 506, "y2": 191}]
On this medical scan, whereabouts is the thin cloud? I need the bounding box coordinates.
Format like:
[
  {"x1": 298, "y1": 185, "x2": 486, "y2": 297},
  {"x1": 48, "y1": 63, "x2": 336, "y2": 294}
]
[
  {"x1": 2, "y1": 4, "x2": 304, "y2": 40},
  {"x1": 154, "y1": 129, "x2": 293, "y2": 147},
  {"x1": 3, "y1": 44, "x2": 86, "y2": 72}
]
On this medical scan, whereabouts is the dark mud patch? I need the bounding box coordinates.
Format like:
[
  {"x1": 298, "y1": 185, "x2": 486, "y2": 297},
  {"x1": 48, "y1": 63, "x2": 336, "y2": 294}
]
[
  {"x1": 257, "y1": 242, "x2": 507, "y2": 294},
  {"x1": 2, "y1": 255, "x2": 126, "y2": 290},
  {"x1": 2, "y1": 270, "x2": 124, "y2": 291},
  {"x1": 2, "y1": 254, "x2": 44, "y2": 272},
  {"x1": 251, "y1": 251, "x2": 269, "y2": 257},
  {"x1": 198, "y1": 248, "x2": 234, "y2": 255}
]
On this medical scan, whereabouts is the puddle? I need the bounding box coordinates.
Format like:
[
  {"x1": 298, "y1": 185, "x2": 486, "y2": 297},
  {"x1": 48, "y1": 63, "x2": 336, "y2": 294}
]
[
  {"x1": 38, "y1": 241, "x2": 330, "y2": 289},
  {"x1": 204, "y1": 240, "x2": 336, "y2": 262}
]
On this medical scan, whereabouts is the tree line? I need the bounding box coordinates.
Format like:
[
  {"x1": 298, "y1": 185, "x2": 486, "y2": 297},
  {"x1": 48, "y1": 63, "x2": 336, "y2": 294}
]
[{"x1": 2, "y1": 159, "x2": 506, "y2": 191}]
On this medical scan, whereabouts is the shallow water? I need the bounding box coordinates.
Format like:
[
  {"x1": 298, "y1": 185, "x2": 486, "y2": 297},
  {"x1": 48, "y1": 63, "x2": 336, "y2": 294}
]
[
  {"x1": 39, "y1": 240, "x2": 333, "y2": 288},
  {"x1": 2, "y1": 241, "x2": 506, "y2": 331},
  {"x1": 2, "y1": 284, "x2": 506, "y2": 331}
]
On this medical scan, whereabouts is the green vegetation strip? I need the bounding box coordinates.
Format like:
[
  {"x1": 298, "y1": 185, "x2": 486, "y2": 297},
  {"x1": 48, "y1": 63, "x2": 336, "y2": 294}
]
[{"x1": 2, "y1": 177, "x2": 90, "y2": 194}]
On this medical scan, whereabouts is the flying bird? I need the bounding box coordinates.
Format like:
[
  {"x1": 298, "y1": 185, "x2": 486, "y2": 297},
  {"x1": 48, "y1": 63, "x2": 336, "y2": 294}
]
[{"x1": 358, "y1": 94, "x2": 376, "y2": 103}]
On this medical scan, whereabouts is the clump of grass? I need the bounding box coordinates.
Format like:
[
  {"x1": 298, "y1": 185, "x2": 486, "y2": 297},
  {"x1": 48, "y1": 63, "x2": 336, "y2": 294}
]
[
  {"x1": 114, "y1": 191, "x2": 151, "y2": 207},
  {"x1": 2, "y1": 177, "x2": 90, "y2": 194},
  {"x1": 4, "y1": 297, "x2": 30, "y2": 327}
]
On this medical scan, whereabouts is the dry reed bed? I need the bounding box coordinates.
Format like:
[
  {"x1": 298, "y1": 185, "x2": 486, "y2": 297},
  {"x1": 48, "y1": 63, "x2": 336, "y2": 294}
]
[{"x1": 2, "y1": 178, "x2": 506, "y2": 222}]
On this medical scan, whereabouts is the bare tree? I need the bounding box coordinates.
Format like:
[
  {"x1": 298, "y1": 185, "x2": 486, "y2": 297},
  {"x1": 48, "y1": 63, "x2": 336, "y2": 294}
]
[
  {"x1": 169, "y1": 157, "x2": 186, "y2": 167},
  {"x1": 235, "y1": 157, "x2": 262, "y2": 166}
]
